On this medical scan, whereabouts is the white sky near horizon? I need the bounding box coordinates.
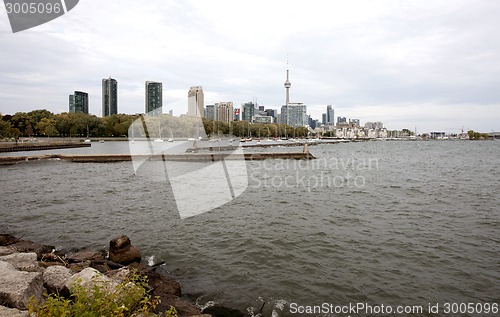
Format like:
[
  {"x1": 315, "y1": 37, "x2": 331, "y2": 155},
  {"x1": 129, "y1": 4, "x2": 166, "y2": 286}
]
[{"x1": 1, "y1": 0, "x2": 499, "y2": 133}]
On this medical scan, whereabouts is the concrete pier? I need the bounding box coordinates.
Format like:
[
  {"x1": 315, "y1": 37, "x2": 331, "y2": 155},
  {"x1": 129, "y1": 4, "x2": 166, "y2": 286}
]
[
  {"x1": 0, "y1": 151, "x2": 315, "y2": 165},
  {"x1": 0, "y1": 143, "x2": 90, "y2": 153}
]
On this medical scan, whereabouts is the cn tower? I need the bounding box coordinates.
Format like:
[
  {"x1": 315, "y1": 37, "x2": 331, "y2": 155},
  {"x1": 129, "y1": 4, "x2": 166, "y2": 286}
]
[{"x1": 284, "y1": 64, "x2": 291, "y2": 106}]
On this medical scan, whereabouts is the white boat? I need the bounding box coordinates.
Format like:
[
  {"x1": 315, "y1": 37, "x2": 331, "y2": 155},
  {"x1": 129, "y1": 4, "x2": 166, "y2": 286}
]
[
  {"x1": 84, "y1": 139, "x2": 91, "y2": 143},
  {"x1": 99, "y1": 139, "x2": 104, "y2": 143}
]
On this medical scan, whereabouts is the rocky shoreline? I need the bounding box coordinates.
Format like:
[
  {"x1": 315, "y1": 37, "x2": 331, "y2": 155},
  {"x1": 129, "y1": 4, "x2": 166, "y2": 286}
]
[{"x1": 0, "y1": 234, "x2": 245, "y2": 317}]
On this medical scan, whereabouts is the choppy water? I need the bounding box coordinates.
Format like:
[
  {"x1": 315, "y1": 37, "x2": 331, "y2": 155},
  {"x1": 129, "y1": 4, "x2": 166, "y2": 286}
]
[{"x1": 1, "y1": 140, "x2": 499, "y2": 316}]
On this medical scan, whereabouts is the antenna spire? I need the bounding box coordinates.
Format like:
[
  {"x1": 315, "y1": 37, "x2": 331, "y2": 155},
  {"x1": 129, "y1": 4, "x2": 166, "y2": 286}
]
[{"x1": 284, "y1": 55, "x2": 291, "y2": 105}]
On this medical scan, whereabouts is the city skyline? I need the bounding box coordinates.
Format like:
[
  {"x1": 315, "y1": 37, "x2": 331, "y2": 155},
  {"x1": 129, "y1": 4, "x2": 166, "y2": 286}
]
[{"x1": 1, "y1": 1, "x2": 500, "y2": 133}]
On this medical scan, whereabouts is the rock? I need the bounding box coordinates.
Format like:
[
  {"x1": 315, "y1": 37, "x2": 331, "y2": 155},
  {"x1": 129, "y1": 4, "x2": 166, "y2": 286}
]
[
  {"x1": 65, "y1": 267, "x2": 114, "y2": 292},
  {"x1": 109, "y1": 235, "x2": 141, "y2": 265},
  {"x1": 90, "y1": 259, "x2": 124, "y2": 273},
  {"x1": 127, "y1": 263, "x2": 181, "y2": 296},
  {"x1": 43, "y1": 265, "x2": 72, "y2": 295},
  {"x1": 125, "y1": 263, "x2": 193, "y2": 316},
  {"x1": 158, "y1": 294, "x2": 201, "y2": 317},
  {"x1": 202, "y1": 306, "x2": 245, "y2": 317},
  {"x1": 106, "y1": 267, "x2": 131, "y2": 282},
  {"x1": 67, "y1": 248, "x2": 105, "y2": 263},
  {"x1": 68, "y1": 260, "x2": 91, "y2": 273},
  {"x1": 0, "y1": 261, "x2": 43, "y2": 309},
  {"x1": 7, "y1": 240, "x2": 52, "y2": 261},
  {"x1": 0, "y1": 247, "x2": 16, "y2": 257},
  {"x1": 0, "y1": 234, "x2": 19, "y2": 246},
  {"x1": 0, "y1": 305, "x2": 29, "y2": 317},
  {"x1": 0, "y1": 253, "x2": 39, "y2": 272}
]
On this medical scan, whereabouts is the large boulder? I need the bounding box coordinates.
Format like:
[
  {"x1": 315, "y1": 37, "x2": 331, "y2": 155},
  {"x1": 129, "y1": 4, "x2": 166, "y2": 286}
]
[
  {"x1": 203, "y1": 306, "x2": 245, "y2": 317},
  {"x1": 65, "y1": 267, "x2": 115, "y2": 292},
  {"x1": 43, "y1": 265, "x2": 72, "y2": 295},
  {"x1": 0, "y1": 253, "x2": 39, "y2": 272},
  {"x1": 127, "y1": 263, "x2": 181, "y2": 296},
  {"x1": 0, "y1": 247, "x2": 17, "y2": 257},
  {"x1": 0, "y1": 234, "x2": 19, "y2": 246},
  {"x1": 0, "y1": 305, "x2": 29, "y2": 317},
  {"x1": 158, "y1": 294, "x2": 201, "y2": 317},
  {"x1": 108, "y1": 235, "x2": 141, "y2": 265},
  {"x1": 67, "y1": 248, "x2": 105, "y2": 263},
  {"x1": 7, "y1": 240, "x2": 52, "y2": 261},
  {"x1": 0, "y1": 261, "x2": 43, "y2": 309},
  {"x1": 125, "y1": 263, "x2": 196, "y2": 316}
]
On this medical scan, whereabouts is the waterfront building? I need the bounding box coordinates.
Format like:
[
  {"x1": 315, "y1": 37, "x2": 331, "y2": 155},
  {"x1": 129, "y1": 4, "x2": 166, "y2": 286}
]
[
  {"x1": 188, "y1": 86, "x2": 204, "y2": 117},
  {"x1": 69, "y1": 91, "x2": 89, "y2": 114},
  {"x1": 364, "y1": 122, "x2": 384, "y2": 130},
  {"x1": 349, "y1": 118, "x2": 360, "y2": 127},
  {"x1": 253, "y1": 115, "x2": 274, "y2": 124},
  {"x1": 205, "y1": 104, "x2": 217, "y2": 121},
  {"x1": 337, "y1": 116, "x2": 347, "y2": 124},
  {"x1": 102, "y1": 77, "x2": 117, "y2": 117},
  {"x1": 280, "y1": 102, "x2": 307, "y2": 127},
  {"x1": 216, "y1": 102, "x2": 234, "y2": 123},
  {"x1": 264, "y1": 109, "x2": 278, "y2": 121},
  {"x1": 145, "y1": 81, "x2": 162, "y2": 115},
  {"x1": 326, "y1": 105, "x2": 335, "y2": 125},
  {"x1": 242, "y1": 102, "x2": 256, "y2": 122},
  {"x1": 308, "y1": 116, "x2": 321, "y2": 130}
]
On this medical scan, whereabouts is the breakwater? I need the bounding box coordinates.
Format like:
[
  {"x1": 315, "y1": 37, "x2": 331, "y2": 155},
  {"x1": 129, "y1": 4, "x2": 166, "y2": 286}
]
[
  {"x1": 0, "y1": 142, "x2": 91, "y2": 153},
  {"x1": 0, "y1": 151, "x2": 315, "y2": 165}
]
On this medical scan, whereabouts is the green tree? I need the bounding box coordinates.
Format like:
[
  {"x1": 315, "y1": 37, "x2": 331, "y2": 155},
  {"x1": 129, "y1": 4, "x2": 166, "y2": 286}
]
[
  {"x1": 36, "y1": 117, "x2": 59, "y2": 137},
  {"x1": 27, "y1": 109, "x2": 55, "y2": 135},
  {"x1": 10, "y1": 112, "x2": 32, "y2": 136},
  {"x1": 0, "y1": 114, "x2": 13, "y2": 138}
]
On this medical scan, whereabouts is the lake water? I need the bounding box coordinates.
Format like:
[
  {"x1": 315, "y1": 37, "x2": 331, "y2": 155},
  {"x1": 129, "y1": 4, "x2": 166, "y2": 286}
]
[{"x1": 0, "y1": 140, "x2": 498, "y2": 316}]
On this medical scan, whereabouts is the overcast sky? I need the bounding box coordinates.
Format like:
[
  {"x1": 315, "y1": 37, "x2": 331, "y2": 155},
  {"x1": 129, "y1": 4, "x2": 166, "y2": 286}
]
[{"x1": 1, "y1": 0, "x2": 499, "y2": 133}]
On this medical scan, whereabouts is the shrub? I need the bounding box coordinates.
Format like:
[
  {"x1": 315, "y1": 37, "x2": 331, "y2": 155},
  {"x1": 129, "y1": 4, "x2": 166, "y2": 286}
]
[{"x1": 28, "y1": 272, "x2": 178, "y2": 317}]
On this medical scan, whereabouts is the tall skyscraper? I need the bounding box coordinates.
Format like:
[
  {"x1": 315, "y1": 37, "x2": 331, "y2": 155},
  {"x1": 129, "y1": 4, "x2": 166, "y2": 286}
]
[
  {"x1": 216, "y1": 102, "x2": 234, "y2": 123},
  {"x1": 280, "y1": 103, "x2": 307, "y2": 127},
  {"x1": 242, "y1": 102, "x2": 256, "y2": 122},
  {"x1": 145, "y1": 81, "x2": 162, "y2": 115},
  {"x1": 188, "y1": 86, "x2": 204, "y2": 117},
  {"x1": 102, "y1": 77, "x2": 117, "y2": 117},
  {"x1": 205, "y1": 104, "x2": 217, "y2": 120},
  {"x1": 326, "y1": 105, "x2": 334, "y2": 125},
  {"x1": 69, "y1": 91, "x2": 88, "y2": 114}
]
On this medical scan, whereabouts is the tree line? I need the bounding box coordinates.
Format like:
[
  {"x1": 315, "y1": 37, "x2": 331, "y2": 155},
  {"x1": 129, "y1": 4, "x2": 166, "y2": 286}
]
[
  {"x1": 0, "y1": 110, "x2": 138, "y2": 139},
  {"x1": 0, "y1": 110, "x2": 309, "y2": 139}
]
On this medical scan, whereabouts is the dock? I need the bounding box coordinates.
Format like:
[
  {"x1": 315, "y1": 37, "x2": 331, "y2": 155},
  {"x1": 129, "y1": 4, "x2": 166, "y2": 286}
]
[
  {"x1": 0, "y1": 151, "x2": 315, "y2": 165},
  {"x1": 0, "y1": 143, "x2": 91, "y2": 153}
]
